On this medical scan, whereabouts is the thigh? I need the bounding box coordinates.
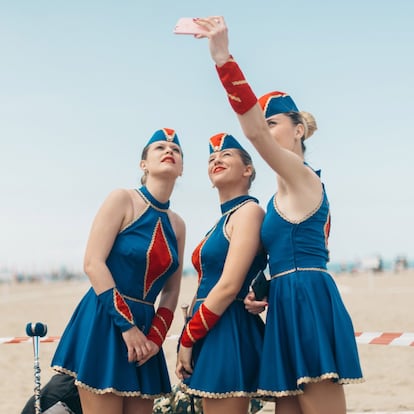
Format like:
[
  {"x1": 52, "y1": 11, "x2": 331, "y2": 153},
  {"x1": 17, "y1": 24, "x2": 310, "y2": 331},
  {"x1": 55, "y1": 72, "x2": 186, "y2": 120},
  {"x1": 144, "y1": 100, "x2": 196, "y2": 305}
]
[
  {"x1": 78, "y1": 387, "x2": 122, "y2": 414},
  {"x1": 124, "y1": 397, "x2": 153, "y2": 414},
  {"x1": 275, "y1": 396, "x2": 303, "y2": 414},
  {"x1": 203, "y1": 397, "x2": 250, "y2": 414},
  {"x1": 298, "y1": 380, "x2": 346, "y2": 414}
]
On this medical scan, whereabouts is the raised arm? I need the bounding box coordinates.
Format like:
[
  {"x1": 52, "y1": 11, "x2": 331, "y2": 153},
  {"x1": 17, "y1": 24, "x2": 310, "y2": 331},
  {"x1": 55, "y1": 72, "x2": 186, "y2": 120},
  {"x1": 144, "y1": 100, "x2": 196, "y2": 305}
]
[{"x1": 193, "y1": 17, "x2": 313, "y2": 189}]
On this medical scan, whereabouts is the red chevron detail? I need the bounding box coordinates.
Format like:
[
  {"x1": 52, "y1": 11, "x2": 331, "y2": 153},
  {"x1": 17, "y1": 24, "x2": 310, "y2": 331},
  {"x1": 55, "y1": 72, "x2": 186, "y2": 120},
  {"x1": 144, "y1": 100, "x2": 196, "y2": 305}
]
[
  {"x1": 114, "y1": 289, "x2": 134, "y2": 324},
  {"x1": 145, "y1": 219, "x2": 173, "y2": 297},
  {"x1": 192, "y1": 238, "x2": 207, "y2": 283}
]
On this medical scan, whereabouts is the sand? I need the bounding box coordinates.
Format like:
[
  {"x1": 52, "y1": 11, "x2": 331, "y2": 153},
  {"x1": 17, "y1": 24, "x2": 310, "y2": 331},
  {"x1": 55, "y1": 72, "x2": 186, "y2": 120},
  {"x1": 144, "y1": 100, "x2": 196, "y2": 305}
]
[{"x1": 1, "y1": 270, "x2": 413, "y2": 413}]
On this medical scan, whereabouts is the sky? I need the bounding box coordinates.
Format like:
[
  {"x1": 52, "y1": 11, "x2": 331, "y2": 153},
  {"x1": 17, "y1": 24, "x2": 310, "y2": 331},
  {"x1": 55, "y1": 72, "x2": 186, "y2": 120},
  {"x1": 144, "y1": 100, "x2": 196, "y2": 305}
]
[{"x1": 1, "y1": 0, "x2": 413, "y2": 273}]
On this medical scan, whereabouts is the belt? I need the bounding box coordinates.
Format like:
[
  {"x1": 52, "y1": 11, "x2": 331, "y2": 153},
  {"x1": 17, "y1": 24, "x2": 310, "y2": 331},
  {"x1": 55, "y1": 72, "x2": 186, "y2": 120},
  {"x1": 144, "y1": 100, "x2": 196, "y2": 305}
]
[
  {"x1": 122, "y1": 294, "x2": 153, "y2": 306},
  {"x1": 195, "y1": 297, "x2": 244, "y2": 302},
  {"x1": 271, "y1": 267, "x2": 328, "y2": 280}
]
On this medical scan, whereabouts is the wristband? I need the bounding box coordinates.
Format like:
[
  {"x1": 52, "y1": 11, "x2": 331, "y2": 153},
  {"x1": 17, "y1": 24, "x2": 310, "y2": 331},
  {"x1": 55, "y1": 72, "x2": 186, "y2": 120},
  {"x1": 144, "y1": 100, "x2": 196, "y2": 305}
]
[
  {"x1": 180, "y1": 303, "x2": 220, "y2": 347},
  {"x1": 147, "y1": 307, "x2": 174, "y2": 348},
  {"x1": 97, "y1": 287, "x2": 135, "y2": 332},
  {"x1": 216, "y1": 55, "x2": 257, "y2": 114}
]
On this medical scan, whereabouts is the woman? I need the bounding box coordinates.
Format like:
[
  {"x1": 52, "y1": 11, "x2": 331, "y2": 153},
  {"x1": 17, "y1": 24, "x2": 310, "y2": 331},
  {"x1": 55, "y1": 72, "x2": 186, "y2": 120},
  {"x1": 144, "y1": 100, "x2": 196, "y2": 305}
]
[
  {"x1": 176, "y1": 133, "x2": 266, "y2": 414},
  {"x1": 51, "y1": 128, "x2": 186, "y2": 414},
  {"x1": 189, "y1": 17, "x2": 364, "y2": 414}
]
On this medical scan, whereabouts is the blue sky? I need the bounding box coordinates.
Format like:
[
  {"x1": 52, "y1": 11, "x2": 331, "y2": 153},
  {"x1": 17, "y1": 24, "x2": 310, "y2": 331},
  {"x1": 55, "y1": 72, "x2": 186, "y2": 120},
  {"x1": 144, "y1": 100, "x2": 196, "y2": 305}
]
[{"x1": 1, "y1": 1, "x2": 413, "y2": 272}]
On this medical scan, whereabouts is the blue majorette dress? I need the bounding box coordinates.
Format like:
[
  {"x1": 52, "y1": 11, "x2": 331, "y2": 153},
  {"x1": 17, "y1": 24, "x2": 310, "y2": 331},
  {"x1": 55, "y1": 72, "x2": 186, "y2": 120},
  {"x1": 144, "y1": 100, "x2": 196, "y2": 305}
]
[
  {"x1": 258, "y1": 166, "x2": 364, "y2": 397},
  {"x1": 181, "y1": 195, "x2": 267, "y2": 398},
  {"x1": 51, "y1": 186, "x2": 179, "y2": 398}
]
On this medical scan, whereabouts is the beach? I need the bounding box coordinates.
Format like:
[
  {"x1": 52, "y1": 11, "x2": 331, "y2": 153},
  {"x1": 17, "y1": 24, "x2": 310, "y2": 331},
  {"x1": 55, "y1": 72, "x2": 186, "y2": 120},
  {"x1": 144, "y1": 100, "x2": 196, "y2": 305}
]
[{"x1": 1, "y1": 270, "x2": 413, "y2": 413}]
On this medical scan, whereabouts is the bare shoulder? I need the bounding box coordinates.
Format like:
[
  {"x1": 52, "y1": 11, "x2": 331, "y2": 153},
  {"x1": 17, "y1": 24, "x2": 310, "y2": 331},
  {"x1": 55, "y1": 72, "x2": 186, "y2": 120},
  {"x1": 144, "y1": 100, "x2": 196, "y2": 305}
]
[
  {"x1": 229, "y1": 199, "x2": 264, "y2": 230},
  {"x1": 101, "y1": 188, "x2": 131, "y2": 208},
  {"x1": 237, "y1": 199, "x2": 265, "y2": 219},
  {"x1": 167, "y1": 210, "x2": 186, "y2": 235}
]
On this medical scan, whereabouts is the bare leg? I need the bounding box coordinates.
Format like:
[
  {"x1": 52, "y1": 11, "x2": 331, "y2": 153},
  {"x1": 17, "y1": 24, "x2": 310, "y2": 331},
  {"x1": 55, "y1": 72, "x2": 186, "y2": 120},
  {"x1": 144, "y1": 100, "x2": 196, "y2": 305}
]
[
  {"x1": 78, "y1": 387, "x2": 122, "y2": 414},
  {"x1": 203, "y1": 396, "x2": 250, "y2": 414},
  {"x1": 124, "y1": 396, "x2": 153, "y2": 414},
  {"x1": 78, "y1": 387, "x2": 153, "y2": 414},
  {"x1": 275, "y1": 396, "x2": 303, "y2": 414},
  {"x1": 297, "y1": 380, "x2": 346, "y2": 414}
]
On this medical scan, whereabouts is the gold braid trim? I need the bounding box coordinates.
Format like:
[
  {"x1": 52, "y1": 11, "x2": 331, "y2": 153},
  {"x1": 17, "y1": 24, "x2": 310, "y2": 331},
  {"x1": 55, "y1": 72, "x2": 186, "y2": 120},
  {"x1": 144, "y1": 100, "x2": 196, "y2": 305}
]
[
  {"x1": 271, "y1": 267, "x2": 329, "y2": 279},
  {"x1": 52, "y1": 366, "x2": 171, "y2": 398},
  {"x1": 232, "y1": 80, "x2": 248, "y2": 86},
  {"x1": 199, "y1": 305, "x2": 210, "y2": 331},
  {"x1": 185, "y1": 324, "x2": 196, "y2": 344},
  {"x1": 151, "y1": 325, "x2": 164, "y2": 342},
  {"x1": 227, "y1": 93, "x2": 241, "y2": 103},
  {"x1": 179, "y1": 382, "x2": 262, "y2": 399},
  {"x1": 121, "y1": 294, "x2": 152, "y2": 305},
  {"x1": 257, "y1": 373, "x2": 365, "y2": 398},
  {"x1": 156, "y1": 313, "x2": 168, "y2": 331}
]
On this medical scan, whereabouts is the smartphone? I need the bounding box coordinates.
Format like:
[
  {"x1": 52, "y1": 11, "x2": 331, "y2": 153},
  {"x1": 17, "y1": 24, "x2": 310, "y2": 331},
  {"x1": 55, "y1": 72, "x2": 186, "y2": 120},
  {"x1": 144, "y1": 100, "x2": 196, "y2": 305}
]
[
  {"x1": 250, "y1": 270, "x2": 270, "y2": 301},
  {"x1": 174, "y1": 17, "x2": 207, "y2": 35}
]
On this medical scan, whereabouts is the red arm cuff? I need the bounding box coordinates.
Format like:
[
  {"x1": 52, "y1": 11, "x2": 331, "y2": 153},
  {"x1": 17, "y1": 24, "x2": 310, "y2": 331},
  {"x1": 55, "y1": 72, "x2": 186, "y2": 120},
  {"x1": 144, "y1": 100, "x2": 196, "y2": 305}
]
[
  {"x1": 180, "y1": 303, "x2": 220, "y2": 347},
  {"x1": 216, "y1": 56, "x2": 257, "y2": 115},
  {"x1": 147, "y1": 307, "x2": 174, "y2": 348}
]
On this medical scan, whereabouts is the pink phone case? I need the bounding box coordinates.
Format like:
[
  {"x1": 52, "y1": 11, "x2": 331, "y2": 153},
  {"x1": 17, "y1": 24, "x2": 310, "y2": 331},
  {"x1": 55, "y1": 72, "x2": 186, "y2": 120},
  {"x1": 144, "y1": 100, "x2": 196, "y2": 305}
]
[{"x1": 174, "y1": 18, "x2": 206, "y2": 35}]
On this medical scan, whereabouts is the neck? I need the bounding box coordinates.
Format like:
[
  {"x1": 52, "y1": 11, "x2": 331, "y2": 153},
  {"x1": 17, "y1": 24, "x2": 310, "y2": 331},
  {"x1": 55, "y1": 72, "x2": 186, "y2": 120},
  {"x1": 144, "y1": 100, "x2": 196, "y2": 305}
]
[
  {"x1": 217, "y1": 186, "x2": 249, "y2": 205},
  {"x1": 144, "y1": 177, "x2": 176, "y2": 203}
]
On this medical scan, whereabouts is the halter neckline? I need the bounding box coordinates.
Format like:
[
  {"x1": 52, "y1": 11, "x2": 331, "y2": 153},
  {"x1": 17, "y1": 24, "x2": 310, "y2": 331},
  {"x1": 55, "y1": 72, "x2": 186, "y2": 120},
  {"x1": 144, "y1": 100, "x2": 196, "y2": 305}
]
[
  {"x1": 220, "y1": 195, "x2": 258, "y2": 215},
  {"x1": 138, "y1": 186, "x2": 170, "y2": 210}
]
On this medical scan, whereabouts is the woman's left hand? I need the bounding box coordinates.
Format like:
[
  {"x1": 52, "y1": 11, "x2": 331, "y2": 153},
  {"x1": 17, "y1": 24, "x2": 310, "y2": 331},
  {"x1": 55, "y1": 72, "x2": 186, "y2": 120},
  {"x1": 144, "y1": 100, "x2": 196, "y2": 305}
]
[
  {"x1": 244, "y1": 291, "x2": 268, "y2": 314},
  {"x1": 193, "y1": 16, "x2": 231, "y2": 66}
]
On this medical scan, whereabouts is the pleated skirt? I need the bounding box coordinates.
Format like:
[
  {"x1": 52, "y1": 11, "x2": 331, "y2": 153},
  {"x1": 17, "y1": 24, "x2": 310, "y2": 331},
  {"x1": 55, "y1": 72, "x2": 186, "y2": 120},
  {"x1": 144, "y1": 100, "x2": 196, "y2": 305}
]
[
  {"x1": 181, "y1": 300, "x2": 265, "y2": 398},
  {"x1": 257, "y1": 270, "x2": 364, "y2": 397},
  {"x1": 51, "y1": 287, "x2": 171, "y2": 398}
]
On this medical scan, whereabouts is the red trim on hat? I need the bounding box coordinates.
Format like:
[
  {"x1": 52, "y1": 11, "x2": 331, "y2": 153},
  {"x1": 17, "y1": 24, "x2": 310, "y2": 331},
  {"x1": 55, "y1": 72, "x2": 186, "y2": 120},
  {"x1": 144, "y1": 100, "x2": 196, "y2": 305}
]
[
  {"x1": 258, "y1": 91, "x2": 288, "y2": 113},
  {"x1": 162, "y1": 128, "x2": 176, "y2": 142},
  {"x1": 209, "y1": 133, "x2": 227, "y2": 152}
]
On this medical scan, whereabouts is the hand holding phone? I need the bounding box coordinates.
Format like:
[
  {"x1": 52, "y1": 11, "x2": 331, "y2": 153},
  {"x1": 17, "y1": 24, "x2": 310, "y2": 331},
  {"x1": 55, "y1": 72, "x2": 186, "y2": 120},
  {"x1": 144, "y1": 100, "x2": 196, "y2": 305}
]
[
  {"x1": 250, "y1": 270, "x2": 270, "y2": 301},
  {"x1": 173, "y1": 18, "x2": 207, "y2": 35}
]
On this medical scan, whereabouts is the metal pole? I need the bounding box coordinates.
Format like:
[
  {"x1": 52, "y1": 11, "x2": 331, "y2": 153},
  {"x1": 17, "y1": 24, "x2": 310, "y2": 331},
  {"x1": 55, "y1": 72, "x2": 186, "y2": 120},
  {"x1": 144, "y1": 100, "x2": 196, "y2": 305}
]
[{"x1": 26, "y1": 322, "x2": 48, "y2": 414}]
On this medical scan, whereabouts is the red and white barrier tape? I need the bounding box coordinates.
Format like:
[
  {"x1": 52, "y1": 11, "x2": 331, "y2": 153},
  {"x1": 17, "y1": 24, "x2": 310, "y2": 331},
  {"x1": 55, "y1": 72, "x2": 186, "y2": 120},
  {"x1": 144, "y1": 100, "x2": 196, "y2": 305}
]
[
  {"x1": 1, "y1": 332, "x2": 414, "y2": 346},
  {"x1": 354, "y1": 332, "x2": 414, "y2": 347},
  {"x1": 0, "y1": 336, "x2": 61, "y2": 344}
]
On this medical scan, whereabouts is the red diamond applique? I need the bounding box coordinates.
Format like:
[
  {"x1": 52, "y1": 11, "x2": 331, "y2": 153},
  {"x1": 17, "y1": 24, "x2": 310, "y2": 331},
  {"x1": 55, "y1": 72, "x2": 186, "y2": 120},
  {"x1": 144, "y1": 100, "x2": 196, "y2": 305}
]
[
  {"x1": 144, "y1": 219, "x2": 173, "y2": 297},
  {"x1": 191, "y1": 238, "x2": 206, "y2": 284}
]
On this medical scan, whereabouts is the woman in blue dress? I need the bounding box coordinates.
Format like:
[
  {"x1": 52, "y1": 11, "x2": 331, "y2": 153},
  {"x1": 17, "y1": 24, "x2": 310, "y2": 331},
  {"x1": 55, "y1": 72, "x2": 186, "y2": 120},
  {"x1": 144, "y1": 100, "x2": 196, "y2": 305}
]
[
  {"x1": 51, "y1": 128, "x2": 186, "y2": 414},
  {"x1": 176, "y1": 133, "x2": 266, "y2": 414},
  {"x1": 188, "y1": 17, "x2": 364, "y2": 414}
]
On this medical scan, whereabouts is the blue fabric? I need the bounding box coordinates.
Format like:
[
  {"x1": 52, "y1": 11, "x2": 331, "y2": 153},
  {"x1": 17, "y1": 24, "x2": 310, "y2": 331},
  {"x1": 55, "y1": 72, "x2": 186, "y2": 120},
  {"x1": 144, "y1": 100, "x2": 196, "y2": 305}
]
[
  {"x1": 258, "y1": 166, "x2": 363, "y2": 397},
  {"x1": 145, "y1": 128, "x2": 181, "y2": 151},
  {"x1": 182, "y1": 195, "x2": 267, "y2": 397},
  {"x1": 259, "y1": 91, "x2": 299, "y2": 118},
  {"x1": 97, "y1": 287, "x2": 135, "y2": 332},
  {"x1": 51, "y1": 186, "x2": 179, "y2": 397},
  {"x1": 209, "y1": 133, "x2": 245, "y2": 154}
]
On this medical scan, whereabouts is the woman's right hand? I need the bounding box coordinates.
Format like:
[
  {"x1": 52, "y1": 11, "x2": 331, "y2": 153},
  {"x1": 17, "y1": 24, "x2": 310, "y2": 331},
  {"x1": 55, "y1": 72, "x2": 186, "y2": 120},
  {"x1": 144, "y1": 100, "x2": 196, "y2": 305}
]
[
  {"x1": 122, "y1": 326, "x2": 152, "y2": 363},
  {"x1": 175, "y1": 345, "x2": 193, "y2": 380},
  {"x1": 244, "y1": 291, "x2": 268, "y2": 315}
]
